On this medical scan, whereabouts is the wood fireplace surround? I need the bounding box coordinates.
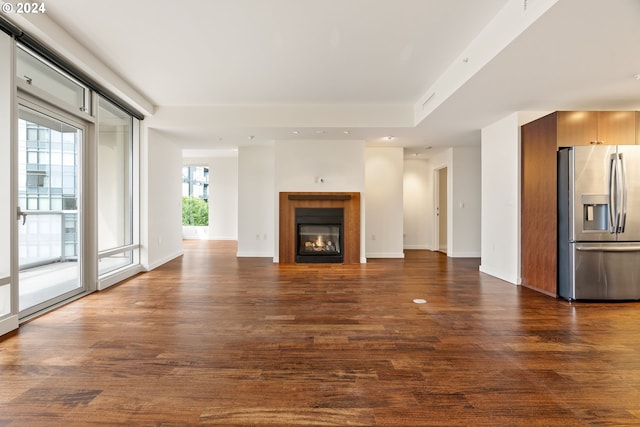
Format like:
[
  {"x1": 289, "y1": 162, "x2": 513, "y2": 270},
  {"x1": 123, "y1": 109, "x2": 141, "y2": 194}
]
[{"x1": 279, "y1": 192, "x2": 360, "y2": 264}]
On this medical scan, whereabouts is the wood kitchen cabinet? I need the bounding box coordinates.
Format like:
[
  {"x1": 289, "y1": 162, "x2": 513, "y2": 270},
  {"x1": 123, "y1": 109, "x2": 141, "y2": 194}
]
[{"x1": 557, "y1": 111, "x2": 636, "y2": 147}]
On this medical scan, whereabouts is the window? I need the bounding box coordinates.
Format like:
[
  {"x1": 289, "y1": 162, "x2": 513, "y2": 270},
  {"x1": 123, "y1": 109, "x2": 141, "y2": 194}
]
[
  {"x1": 182, "y1": 166, "x2": 209, "y2": 226},
  {"x1": 97, "y1": 97, "x2": 139, "y2": 277},
  {"x1": 26, "y1": 170, "x2": 46, "y2": 187},
  {"x1": 16, "y1": 46, "x2": 90, "y2": 114}
]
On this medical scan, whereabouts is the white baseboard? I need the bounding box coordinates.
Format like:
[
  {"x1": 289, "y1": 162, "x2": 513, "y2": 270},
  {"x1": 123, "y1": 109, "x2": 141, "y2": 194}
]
[
  {"x1": 403, "y1": 244, "x2": 431, "y2": 250},
  {"x1": 366, "y1": 252, "x2": 405, "y2": 259},
  {"x1": 236, "y1": 251, "x2": 273, "y2": 258},
  {"x1": 479, "y1": 265, "x2": 520, "y2": 285},
  {"x1": 450, "y1": 251, "x2": 481, "y2": 258},
  {"x1": 145, "y1": 250, "x2": 184, "y2": 271}
]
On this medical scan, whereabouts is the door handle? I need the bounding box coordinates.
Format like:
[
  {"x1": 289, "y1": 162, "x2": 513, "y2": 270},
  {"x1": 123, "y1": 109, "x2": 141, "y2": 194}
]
[
  {"x1": 17, "y1": 207, "x2": 27, "y2": 225},
  {"x1": 619, "y1": 153, "x2": 627, "y2": 233},
  {"x1": 609, "y1": 153, "x2": 618, "y2": 233}
]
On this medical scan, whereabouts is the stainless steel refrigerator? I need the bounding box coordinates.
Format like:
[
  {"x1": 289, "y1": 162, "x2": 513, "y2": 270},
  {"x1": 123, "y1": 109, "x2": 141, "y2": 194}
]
[{"x1": 558, "y1": 145, "x2": 640, "y2": 300}]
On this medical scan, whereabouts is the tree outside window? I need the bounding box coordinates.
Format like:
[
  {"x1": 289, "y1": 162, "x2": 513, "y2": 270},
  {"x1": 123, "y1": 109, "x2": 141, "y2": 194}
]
[{"x1": 182, "y1": 166, "x2": 209, "y2": 226}]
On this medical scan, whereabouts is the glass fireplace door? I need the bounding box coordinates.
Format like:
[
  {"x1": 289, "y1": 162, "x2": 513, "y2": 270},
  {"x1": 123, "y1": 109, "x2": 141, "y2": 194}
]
[{"x1": 298, "y1": 224, "x2": 341, "y2": 255}]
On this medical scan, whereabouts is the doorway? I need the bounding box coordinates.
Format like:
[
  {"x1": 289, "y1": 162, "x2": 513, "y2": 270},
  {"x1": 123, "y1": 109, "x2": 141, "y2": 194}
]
[
  {"x1": 435, "y1": 167, "x2": 448, "y2": 254},
  {"x1": 17, "y1": 106, "x2": 86, "y2": 317},
  {"x1": 182, "y1": 165, "x2": 209, "y2": 240}
]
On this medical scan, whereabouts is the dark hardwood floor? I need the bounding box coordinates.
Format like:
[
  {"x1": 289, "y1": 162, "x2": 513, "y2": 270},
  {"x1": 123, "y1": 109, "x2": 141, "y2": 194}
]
[{"x1": 2, "y1": 240, "x2": 640, "y2": 426}]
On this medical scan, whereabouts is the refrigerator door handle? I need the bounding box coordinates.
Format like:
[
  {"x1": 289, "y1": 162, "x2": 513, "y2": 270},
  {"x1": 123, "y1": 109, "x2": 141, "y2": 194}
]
[
  {"x1": 576, "y1": 243, "x2": 640, "y2": 252},
  {"x1": 619, "y1": 153, "x2": 627, "y2": 233},
  {"x1": 609, "y1": 153, "x2": 618, "y2": 233}
]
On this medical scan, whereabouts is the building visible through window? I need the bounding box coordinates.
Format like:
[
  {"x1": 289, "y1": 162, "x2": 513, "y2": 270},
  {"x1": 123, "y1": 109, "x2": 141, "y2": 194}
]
[{"x1": 182, "y1": 166, "x2": 209, "y2": 226}]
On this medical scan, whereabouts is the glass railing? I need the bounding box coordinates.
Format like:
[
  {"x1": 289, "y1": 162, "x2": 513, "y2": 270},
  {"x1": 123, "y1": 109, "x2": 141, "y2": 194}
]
[{"x1": 18, "y1": 210, "x2": 78, "y2": 271}]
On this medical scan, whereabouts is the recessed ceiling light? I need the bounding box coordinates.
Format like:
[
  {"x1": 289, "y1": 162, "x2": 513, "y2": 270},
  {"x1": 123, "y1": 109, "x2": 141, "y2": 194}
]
[
  {"x1": 385, "y1": 136, "x2": 395, "y2": 141},
  {"x1": 292, "y1": 130, "x2": 300, "y2": 135},
  {"x1": 316, "y1": 130, "x2": 326, "y2": 134},
  {"x1": 343, "y1": 130, "x2": 350, "y2": 135},
  {"x1": 248, "y1": 135, "x2": 255, "y2": 140},
  {"x1": 634, "y1": 73, "x2": 640, "y2": 80}
]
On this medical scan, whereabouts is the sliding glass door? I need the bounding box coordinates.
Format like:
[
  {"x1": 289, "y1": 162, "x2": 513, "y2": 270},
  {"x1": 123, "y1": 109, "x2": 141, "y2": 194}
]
[{"x1": 17, "y1": 107, "x2": 85, "y2": 316}]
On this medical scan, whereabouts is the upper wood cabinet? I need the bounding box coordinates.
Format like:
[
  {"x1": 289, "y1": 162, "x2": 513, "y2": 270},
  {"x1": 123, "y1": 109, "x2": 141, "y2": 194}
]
[{"x1": 557, "y1": 111, "x2": 636, "y2": 146}]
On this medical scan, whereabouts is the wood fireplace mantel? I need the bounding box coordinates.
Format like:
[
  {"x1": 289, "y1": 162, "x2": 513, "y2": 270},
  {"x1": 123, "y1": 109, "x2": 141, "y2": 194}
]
[{"x1": 279, "y1": 192, "x2": 360, "y2": 264}]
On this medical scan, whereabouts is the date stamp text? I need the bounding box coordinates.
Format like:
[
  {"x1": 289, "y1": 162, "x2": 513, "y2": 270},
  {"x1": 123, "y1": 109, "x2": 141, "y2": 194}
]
[{"x1": 1, "y1": 2, "x2": 46, "y2": 14}]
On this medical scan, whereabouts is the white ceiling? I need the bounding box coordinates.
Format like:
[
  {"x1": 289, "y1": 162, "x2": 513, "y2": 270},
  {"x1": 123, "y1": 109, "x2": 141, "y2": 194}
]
[{"x1": 17, "y1": 0, "x2": 640, "y2": 156}]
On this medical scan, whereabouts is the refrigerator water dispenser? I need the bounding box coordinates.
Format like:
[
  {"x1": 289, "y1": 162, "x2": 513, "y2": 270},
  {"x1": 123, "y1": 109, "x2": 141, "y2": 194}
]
[{"x1": 581, "y1": 194, "x2": 608, "y2": 231}]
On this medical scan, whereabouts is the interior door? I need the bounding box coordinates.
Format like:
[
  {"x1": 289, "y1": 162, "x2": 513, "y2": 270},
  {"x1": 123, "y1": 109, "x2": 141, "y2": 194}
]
[
  {"x1": 437, "y1": 167, "x2": 448, "y2": 253},
  {"x1": 17, "y1": 107, "x2": 85, "y2": 316}
]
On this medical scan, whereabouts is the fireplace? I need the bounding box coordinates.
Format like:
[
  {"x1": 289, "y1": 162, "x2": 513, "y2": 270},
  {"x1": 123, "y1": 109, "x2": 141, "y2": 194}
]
[
  {"x1": 279, "y1": 192, "x2": 360, "y2": 264},
  {"x1": 295, "y1": 208, "x2": 344, "y2": 263}
]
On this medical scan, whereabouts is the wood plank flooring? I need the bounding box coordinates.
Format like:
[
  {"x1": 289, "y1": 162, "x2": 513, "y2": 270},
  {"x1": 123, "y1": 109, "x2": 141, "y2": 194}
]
[{"x1": 2, "y1": 240, "x2": 640, "y2": 425}]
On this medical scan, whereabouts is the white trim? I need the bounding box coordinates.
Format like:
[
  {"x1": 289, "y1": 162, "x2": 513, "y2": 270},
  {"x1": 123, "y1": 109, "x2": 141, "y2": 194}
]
[
  {"x1": 451, "y1": 251, "x2": 481, "y2": 258},
  {"x1": 144, "y1": 250, "x2": 183, "y2": 271},
  {"x1": 98, "y1": 264, "x2": 144, "y2": 291},
  {"x1": 98, "y1": 244, "x2": 140, "y2": 259},
  {"x1": 0, "y1": 315, "x2": 19, "y2": 336},
  {"x1": 403, "y1": 245, "x2": 431, "y2": 250},
  {"x1": 366, "y1": 252, "x2": 405, "y2": 259},
  {"x1": 237, "y1": 251, "x2": 273, "y2": 258}
]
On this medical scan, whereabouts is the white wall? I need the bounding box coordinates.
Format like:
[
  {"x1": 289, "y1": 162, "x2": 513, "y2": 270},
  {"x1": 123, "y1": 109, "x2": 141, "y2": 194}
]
[
  {"x1": 274, "y1": 140, "x2": 366, "y2": 262},
  {"x1": 451, "y1": 146, "x2": 481, "y2": 257},
  {"x1": 237, "y1": 145, "x2": 275, "y2": 257},
  {"x1": 403, "y1": 158, "x2": 432, "y2": 250},
  {"x1": 207, "y1": 156, "x2": 238, "y2": 240},
  {"x1": 141, "y1": 128, "x2": 183, "y2": 270},
  {"x1": 479, "y1": 111, "x2": 551, "y2": 285},
  {"x1": 365, "y1": 147, "x2": 404, "y2": 258},
  {"x1": 480, "y1": 113, "x2": 520, "y2": 284}
]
